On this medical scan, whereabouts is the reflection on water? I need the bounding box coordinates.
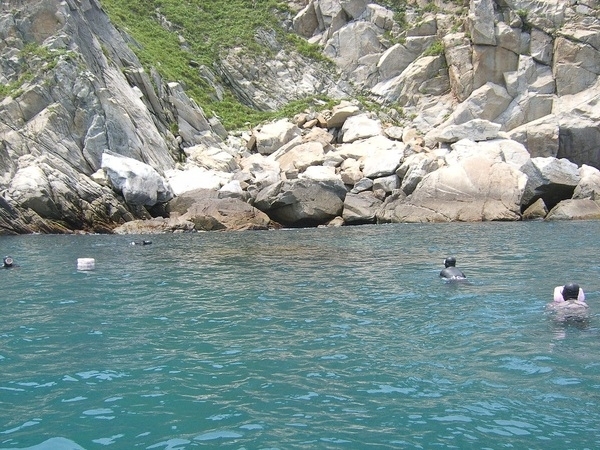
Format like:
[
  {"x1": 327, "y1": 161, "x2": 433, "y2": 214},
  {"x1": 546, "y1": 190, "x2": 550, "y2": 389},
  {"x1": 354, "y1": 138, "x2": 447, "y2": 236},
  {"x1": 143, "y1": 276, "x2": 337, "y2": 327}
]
[{"x1": 0, "y1": 221, "x2": 599, "y2": 449}]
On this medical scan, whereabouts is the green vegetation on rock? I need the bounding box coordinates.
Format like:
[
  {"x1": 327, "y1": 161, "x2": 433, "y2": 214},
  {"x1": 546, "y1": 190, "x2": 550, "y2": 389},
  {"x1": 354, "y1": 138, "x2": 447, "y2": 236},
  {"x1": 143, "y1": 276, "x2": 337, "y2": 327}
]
[
  {"x1": 99, "y1": 0, "x2": 321, "y2": 130},
  {"x1": 0, "y1": 43, "x2": 73, "y2": 99}
]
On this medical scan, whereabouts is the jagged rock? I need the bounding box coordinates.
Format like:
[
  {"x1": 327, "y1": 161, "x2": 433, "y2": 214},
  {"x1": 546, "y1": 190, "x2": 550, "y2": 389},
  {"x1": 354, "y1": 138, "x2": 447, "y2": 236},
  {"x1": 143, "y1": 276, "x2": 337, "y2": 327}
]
[
  {"x1": 339, "y1": 158, "x2": 363, "y2": 186},
  {"x1": 435, "y1": 119, "x2": 502, "y2": 143},
  {"x1": 7, "y1": 153, "x2": 137, "y2": 232},
  {"x1": 468, "y1": 0, "x2": 496, "y2": 46},
  {"x1": 362, "y1": 3, "x2": 394, "y2": 30},
  {"x1": 218, "y1": 180, "x2": 249, "y2": 202},
  {"x1": 376, "y1": 41, "x2": 430, "y2": 82},
  {"x1": 341, "y1": 0, "x2": 369, "y2": 20},
  {"x1": 397, "y1": 153, "x2": 443, "y2": 196},
  {"x1": 293, "y1": 2, "x2": 319, "y2": 38},
  {"x1": 530, "y1": 29, "x2": 554, "y2": 65},
  {"x1": 553, "y1": 36, "x2": 600, "y2": 96},
  {"x1": 182, "y1": 197, "x2": 274, "y2": 231},
  {"x1": 378, "y1": 153, "x2": 527, "y2": 223},
  {"x1": 444, "y1": 32, "x2": 475, "y2": 102},
  {"x1": 323, "y1": 21, "x2": 385, "y2": 72},
  {"x1": 504, "y1": 55, "x2": 555, "y2": 99},
  {"x1": 447, "y1": 82, "x2": 513, "y2": 126},
  {"x1": 472, "y1": 43, "x2": 520, "y2": 91},
  {"x1": 0, "y1": 194, "x2": 70, "y2": 235},
  {"x1": 239, "y1": 153, "x2": 282, "y2": 190},
  {"x1": 351, "y1": 177, "x2": 374, "y2": 193},
  {"x1": 508, "y1": 115, "x2": 560, "y2": 158},
  {"x1": 299, "y1": 165, "x2": 342, "y2": 182},
  {"x1": 217, "y1": 43, "x2": 351, "y2": 112},
  {"x1": 325, "y1": 102, "x2": 360, "y2": 128},
  {"x1": 496, "y1": 93, "x2": 554, "y2": 132},
  {"x1": 373, "y1": 174, "x2": 399, "y2": 193},
  {"x1": 371, "y1": 55, "x2": 448, "y2": 105},
  {"x1": 314, "y1": 0, "x2": 346, "y2": 33},
  {"x1": 522, "y1": 198, "x2": 548, "y2": 220},
  {"x1": 101, "y1": 152, "x2": 173, "y2": 206},
  {"x1": 556, "y1": 113, "x2": 600, "y2": 168},
  {"x1": 520, "y1": 157, "x2": 581, "y2": 209},
  {"x1": 325, "y1": 215, "x2": 345, "y2": 227},
  {"x1": 167, "y1": 82, "x2": 214, "y2": 146},
  {"x1": 573, "y1": 165, "x2": 600, "y2": 200},
  {"x1": 270, "y1": 127, "x2": 336, "y2": 161},
  {"x1": 446, "y1": 138, "x2": 531, "y2": 170},
  {"x1": 383, "y1": 126, "x2": 404, "y2": 141}
]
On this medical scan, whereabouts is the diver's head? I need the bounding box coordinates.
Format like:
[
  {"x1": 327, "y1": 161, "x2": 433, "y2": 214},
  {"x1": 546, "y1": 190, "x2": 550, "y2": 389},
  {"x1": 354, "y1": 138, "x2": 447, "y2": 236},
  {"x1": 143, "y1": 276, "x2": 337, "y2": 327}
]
[
  {"x1": 3, "y1": 256, "x2": 13, "y2": 267},
  {"x1": 563, "y1": 283, "x2": 580, "y2": 300},
  {"x1": 444, "y1": 256, "x2": 456, "y2": 268}
]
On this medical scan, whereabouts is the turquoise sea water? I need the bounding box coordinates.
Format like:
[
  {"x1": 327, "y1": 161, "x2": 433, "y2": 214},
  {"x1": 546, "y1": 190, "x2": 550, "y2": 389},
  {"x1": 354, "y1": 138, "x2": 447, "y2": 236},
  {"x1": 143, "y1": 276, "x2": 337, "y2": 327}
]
[{"x1": 1, "y1": 221, "x2": 599, "y2": 449}]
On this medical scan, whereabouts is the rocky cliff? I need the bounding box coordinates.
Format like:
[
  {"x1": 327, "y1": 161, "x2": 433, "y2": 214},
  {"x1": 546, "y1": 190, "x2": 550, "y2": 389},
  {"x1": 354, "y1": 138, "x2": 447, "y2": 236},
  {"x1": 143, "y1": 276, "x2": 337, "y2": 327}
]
[{"x1": 1, "y1": 0, "x2": 600, "y2": 234}]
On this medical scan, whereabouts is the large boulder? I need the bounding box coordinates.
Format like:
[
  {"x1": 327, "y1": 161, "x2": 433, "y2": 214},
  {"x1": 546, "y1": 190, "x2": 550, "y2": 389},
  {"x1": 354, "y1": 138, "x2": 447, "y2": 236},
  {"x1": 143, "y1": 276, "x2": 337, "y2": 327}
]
[
  {"x1": 342, "y1": 191, "x2": 383, "y2": 224},
  {"x1": 168, "y1": 189, "x2": 275, "y2": 231},
  {"x1": 377, "y1": 154, "x2": 527, "y2": 222},
  {"x1": 275, "y1": 141, "x2": 326, "y2": 174},
  {"x1": 323, "y1": 21, "x2": 385, "y2": 73},
  {"x1": 165, "y1": 166, "x2": 232, "y2": 196},
  {"x1": 7, "y1": 153, "x2": 137, "y2": 232},
  {"x1": 113, "y1": 217, "x2": 196, "y2": 234},
  {"x1": 434, "y1": 119, "x2": 502, "y2": 144},
  {"x1": 341, "y1": 113, "x2": 382, "y2": 143},
  {"x1": 519, "y1": 157, "x2": 581, "y2": 209},
  {"x1": 254, "y1": 178, "x2": 347, "y2": 227},
  {"x1": 252, "y1": 119, "x2": 302, "y2": 155},
  {"x1": 101, "y1": 152, "x2": 173, "y2": 206},
  {"x1": 545, "y1": 199, "x2": 600, "y2": 220},
  {"x1": 573, "y1": 165, "x2": 600, "y2": 200}
]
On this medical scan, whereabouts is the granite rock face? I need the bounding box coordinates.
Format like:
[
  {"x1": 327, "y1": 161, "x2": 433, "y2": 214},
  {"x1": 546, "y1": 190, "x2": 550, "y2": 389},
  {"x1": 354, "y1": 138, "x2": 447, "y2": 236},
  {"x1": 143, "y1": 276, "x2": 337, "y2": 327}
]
[{"x1": 2, "y1": 0, "x2": 600, "y2": 233}]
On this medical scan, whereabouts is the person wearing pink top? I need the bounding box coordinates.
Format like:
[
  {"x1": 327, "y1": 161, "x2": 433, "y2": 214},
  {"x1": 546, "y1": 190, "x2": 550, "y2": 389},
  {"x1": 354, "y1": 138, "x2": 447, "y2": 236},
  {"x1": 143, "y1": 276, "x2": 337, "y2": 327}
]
[
  {"x1": 553, "y1": 283, "x2": 585, "y2": 303},
  {"x1": 548, "y1": 283, "x2": 589, "y2": 323}
]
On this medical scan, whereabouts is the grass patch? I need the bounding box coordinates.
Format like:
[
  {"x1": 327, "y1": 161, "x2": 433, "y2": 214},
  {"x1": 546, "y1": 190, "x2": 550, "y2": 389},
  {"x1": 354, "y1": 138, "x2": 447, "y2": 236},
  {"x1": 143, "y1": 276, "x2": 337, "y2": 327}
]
[
  {"x1": 99, "y1": 0, "x2": 326, "y2": 130},
  {"x1": 0, "y1": 43, "x2": 72, "y2": 99},
  {"x1": 423, "y1": 40, "x2": 444, "y2": 57}
]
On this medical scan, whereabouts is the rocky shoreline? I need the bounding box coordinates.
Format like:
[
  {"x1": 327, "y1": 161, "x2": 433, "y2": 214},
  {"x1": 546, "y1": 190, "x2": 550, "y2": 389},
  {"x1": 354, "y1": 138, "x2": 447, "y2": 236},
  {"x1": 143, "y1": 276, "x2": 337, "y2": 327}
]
[
  {"x1": 111, "y1": 100, "x2": 600, "y2": 234},
  {"x1": 1, "y1": 0, "x2": 600, "y2": 234}
]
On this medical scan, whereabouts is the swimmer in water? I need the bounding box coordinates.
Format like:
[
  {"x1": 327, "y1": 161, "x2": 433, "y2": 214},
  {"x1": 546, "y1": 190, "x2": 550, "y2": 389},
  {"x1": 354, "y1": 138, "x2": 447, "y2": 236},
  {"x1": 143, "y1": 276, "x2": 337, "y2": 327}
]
[
  {"x1": 547, "y1": 283, "x2": 589, "y2": 323},
  {"x1": 553, "y1": 283, "x2": 585, "y2": 302},
  {"x1": 130, "y1": 240, "x2": 152, "y2": 246},
  {"x1": 440, "y1": 256, "x2": 466, "y2": 280}
]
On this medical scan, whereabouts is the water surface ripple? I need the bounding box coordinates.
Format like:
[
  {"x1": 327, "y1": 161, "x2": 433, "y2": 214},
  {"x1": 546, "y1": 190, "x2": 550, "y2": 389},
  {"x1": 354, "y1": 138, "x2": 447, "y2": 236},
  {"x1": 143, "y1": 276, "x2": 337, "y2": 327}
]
[{"x1": 1, "y1": 221, "x2": 599, "y2": 449}]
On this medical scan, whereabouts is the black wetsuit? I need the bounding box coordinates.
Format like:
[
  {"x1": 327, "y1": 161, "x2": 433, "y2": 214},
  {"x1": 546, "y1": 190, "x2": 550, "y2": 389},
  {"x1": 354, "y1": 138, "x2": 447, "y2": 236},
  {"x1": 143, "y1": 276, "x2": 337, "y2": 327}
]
[{"x1": 440, "y1": 266, "x2": 466, "y2": 279}]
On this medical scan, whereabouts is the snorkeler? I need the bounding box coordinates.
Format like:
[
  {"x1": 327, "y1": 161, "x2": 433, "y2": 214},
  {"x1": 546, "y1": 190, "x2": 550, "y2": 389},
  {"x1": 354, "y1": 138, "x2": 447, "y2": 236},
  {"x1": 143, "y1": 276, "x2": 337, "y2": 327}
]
[
  {"x1": 130, "y1": 240, "x2": 152, "y2": 246},
  {"x1": 440, "y1": 256, "x2": 466, "y2": 280}
]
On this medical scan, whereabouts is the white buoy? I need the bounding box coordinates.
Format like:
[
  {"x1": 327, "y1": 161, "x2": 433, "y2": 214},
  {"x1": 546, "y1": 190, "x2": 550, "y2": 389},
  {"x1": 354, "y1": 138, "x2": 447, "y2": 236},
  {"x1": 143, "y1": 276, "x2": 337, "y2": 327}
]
[{"x1": 77, "y1": 258, "x2": 95, "y2": 271}]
